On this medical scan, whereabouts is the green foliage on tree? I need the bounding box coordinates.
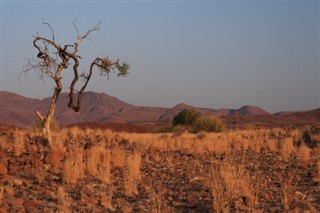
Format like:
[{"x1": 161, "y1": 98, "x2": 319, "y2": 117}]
[{"x1": 172, "y1": 108, "x2": 201, "y2": 126}]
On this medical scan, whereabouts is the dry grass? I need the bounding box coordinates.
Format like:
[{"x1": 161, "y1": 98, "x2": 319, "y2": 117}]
[
  {"x1": 110, "y1": 147, "x2": 127, "y2": 168},
  {"x1": 58, "y1": 186, "x2": 72, "y2": 213},
  {"x1": 0, "y1": 125, "x2": 319, "y2": 211},
  {"x1": 63, "y1": 147, "x2": 85, "y2": 184},
  {"x1": 85, "y1": 145, "x2": 111, "y2": 183},
  {"x1": 296, "y1": 145, "x2": 311, "y2": 163},
  {"x1": 210, "y1": 159, "x2": 257, "y2": 212},
  {"x1": 318, "y1": 160, "x2": 320, "y2": 180},
  {"x1": 100, "y1": 185, "x2": 115, "y2": 210},
  {"x1": 280, "y1": 137, "x2": 296, "y2": 162},
  {"x1": 281, "y1": 176, "x2": 295, "y2": 211},
  {"x1": 265, "y1": 138, "x2": 278, "y2": 152},
  {"x1": 125, "y1": 151, "x2": 142, "y2": 196},
  {"x1": 0, "y1": 184, "x2": 4, "y2": 203}
]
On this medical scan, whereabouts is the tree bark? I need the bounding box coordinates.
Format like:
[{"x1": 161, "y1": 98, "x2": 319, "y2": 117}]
[{"x1": 36, "y1": 65, "x2": 63, "y2": 146}]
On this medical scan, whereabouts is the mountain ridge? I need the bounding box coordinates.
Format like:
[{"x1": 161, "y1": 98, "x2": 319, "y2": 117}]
[{"x1": 1, "y1": 91, "x2": 319, "y2": 128}]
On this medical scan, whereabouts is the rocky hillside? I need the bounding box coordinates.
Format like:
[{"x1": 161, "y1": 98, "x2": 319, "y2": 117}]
[{"x1": 1, "y1": 91, "x2": 319, "y2": 128}]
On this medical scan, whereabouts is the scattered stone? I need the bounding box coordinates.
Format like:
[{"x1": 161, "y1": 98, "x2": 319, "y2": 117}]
[
  {"x1": 0, "y1": 162, "x2": 8, "y2": 175},
  {"x1": 23, "y1": 199, "x2": 43, "y2": 209},
  {"x1": 0, "y1": 207, "x2": 8, "y2": 213},
  {"x1": 0, "y1": 130, "x2": 320, "y2": 212},
  {"x1": 7, "y1": 197, "x2": 24, "y2": 207},
  {"x1": 118, "y1": 200, "x2": 133, "y2": 213}
]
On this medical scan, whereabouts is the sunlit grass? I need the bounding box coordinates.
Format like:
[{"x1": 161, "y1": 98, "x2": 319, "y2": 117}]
[{"x1": 0, "y1": 125, "x2": 319, "y2": 211}]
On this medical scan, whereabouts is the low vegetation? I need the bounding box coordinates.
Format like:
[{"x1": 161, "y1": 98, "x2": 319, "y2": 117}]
[
  {"x1": 0, "y1": 125, "x2": 319, "y2": 212},
  {"x1": 171, "y1": 108, "x2": 225, "y2": 133}
]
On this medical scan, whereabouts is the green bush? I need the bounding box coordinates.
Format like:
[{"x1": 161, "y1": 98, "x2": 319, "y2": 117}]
[
  {"x1": 172, "y1": 108, "x2": 225, "y2": 133},
  {"x1": 192, "y1": 116, "x2": 225, "y2": 133},
  {"x1": 172, "y1": 108, "x2": 201, "y2": 126}
]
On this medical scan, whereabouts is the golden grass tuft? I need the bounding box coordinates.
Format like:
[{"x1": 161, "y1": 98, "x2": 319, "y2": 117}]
[
  {"x1": 280, "y1": 137, "x2": 296, "y2": 162},
  {"x1": 125, "y1": 151, "x2": 142, "y2": 196},
  {"x1": 97, "y1": 148, "x2": 112, "y2": 183},
  {"x1": 63, "y1": 147, "x2": 85, "y2": 184},
  {"x1": 58, "y1": 186, "x2": 72, "y2": 213},
  {"x1": 100, "y1": 185, "x2": 115, "y2": 210},
  {"x1": 296, "y1": 145, "x2": 311, "y2": 163},
  {"x1": 210, "y1": 160, "x2": 257, "y2": 212},
  {"x1": 265, "y1": 138, "x2": 278, "y2": 152},
  {"x1": 0, "y1": 184, "x2": 4, "y2": 203},
  {"x1": 111, "y1": 148, "x2": 127, "y2": 168},
  {"x1": 13, "y1": 129, "x2": 27, "y2": 156},
  {"x1": 316, "y1": 159, "x2": 320, "y2": 182}
]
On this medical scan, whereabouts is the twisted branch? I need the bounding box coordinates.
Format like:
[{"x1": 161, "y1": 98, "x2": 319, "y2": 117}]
[{"x1": 23, "y1": 20, "x2": 129, "y2": 120}]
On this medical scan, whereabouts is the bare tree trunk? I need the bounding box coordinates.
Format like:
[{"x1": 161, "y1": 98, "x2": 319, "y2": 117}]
[
  {"x1": 23, "y1": 21, "x2": 128, "y2": 163},
  {"x1": 36, "y1": 66, "x2": 63, "y2": 146}
]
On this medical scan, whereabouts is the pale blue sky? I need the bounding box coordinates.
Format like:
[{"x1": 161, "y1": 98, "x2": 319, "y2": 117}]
[{"x1": 1, "y1": 0, "x2": 319, "y2": 112}]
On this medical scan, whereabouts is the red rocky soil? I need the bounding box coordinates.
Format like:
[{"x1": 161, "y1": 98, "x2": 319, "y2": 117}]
[{"x1": 0, "y1": 129, "x2": 319, "y2": 212}]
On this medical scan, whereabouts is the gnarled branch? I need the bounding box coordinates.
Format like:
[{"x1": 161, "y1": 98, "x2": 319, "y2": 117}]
[
  {"x1": 22, "y1": 20, "x2": 129, "y2": 147},
  {"x1": 42, "y1": 18, "x2": 55, "y2": 41},
  {"x1": 68, "y1": 57, "x2": 129, "y2": 112}
]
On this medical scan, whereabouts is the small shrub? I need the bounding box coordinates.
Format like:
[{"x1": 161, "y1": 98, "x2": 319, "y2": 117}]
[
  {"x1": 172, "y1": 109, "x2": 225, "y2": 133},
  {"x1": 172, "y1": 108, "x2": 201, "y2": 126},
  {"x1": 193, "y1": 116, "x2": 225, "y2": 133}
]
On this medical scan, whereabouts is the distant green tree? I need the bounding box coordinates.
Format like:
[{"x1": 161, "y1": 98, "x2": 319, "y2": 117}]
[{"x1": 172, "y1": 108, "x2": 201, "y2": 126}]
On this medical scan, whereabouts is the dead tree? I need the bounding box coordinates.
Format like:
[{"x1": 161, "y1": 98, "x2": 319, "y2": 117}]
[{"x1": 23, "y1": 20, "x2": 129, "y2": 146}]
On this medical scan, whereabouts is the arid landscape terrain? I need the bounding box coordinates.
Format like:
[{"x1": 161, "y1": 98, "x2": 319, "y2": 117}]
[
  {"x1": 0, "y1": 91, "x2": 320, "y2": 212},
  {"x1": 1, "y1": 91, "x2": 320, "y2": 130}
]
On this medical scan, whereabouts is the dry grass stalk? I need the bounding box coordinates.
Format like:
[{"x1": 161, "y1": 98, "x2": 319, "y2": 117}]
[
  {"x1": 289, "y1": 199, "x2": 318, "y2": 213},
  {"x1": 203, "y1": 134, "x2": 231, "y2": 156},
  {"x1": 265, "y1": 138, "x2": 278, "y2": 152},
  {"x1": 58, "y1": 186, "x2": 72, "y2": 213},
  {"x1": 0, "y1": 135, "x2": 11, "y2": 151},
  {"x1": 111, "y1": 148, "x2": 127, "y2": 168},
  {"x1": 63, "y1": 147, "x2": 84, "y2": 184},
  {"x1": 85, "y1": 146, "x2": 101, "y2": 177},
  {"x1": 151, "y1": 187, "x2": 163, "y2": 213},
  {"x1": 281, "y1": 177, "x2": 295, "y2": 210},
  {"x1": 45, "y1": 146, "x2": 66, "y2": 173},
  {"x1": 97, "y1": 148, "x2": 111, "y2": 183},
  {"x1": 210, "y1": 160, "x2": 257, "y2": 212},
  {"x1": 0, "y1": 184, "x2": 4, "y2": 203},
  {"x1": 100, "y1": 185, "x2": 114, "y2": 210},
  {"x1": 280, "y1": 137, "x2": 296, "y2": 162},
  {"x1": 125, "y1": 151, "x2": 141, "y2": 196},
  {"x1": 296, "y1": 145, "x2": 311, "y2": 163},
  {"x1": 317, "y1": 160, "x2": 320, "y2": 181},
  {"x1": 13, "y1": 130, "x2": 26, "y2": 156}
]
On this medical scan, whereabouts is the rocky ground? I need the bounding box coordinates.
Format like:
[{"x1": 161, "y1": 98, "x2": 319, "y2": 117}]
[{"x1": 0, "y1": 127, "x2": 319, "y2": 212}]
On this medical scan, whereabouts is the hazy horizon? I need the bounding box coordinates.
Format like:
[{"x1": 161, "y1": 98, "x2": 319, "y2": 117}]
[
  {"x1": 1, "y1": 1, "x2": 319, "y2": 113},
  {"x1": 0, "y1": 89, "x2": 319, "y2": 114}
]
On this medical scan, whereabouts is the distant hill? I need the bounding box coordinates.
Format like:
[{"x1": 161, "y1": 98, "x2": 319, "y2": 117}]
[
  {"x1": 0, "y1": 91, "x2": 42, "y2": 127},
  {"x1": 0, "y1": 91, "x2": 319, "y2": 128},
  {"x1": 229, "y1": 105, "x2": 270, "y2": 116}
]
